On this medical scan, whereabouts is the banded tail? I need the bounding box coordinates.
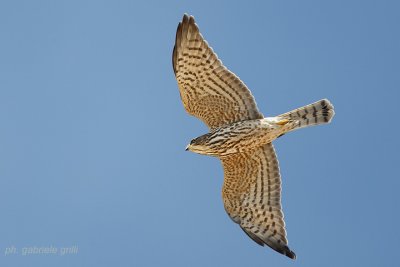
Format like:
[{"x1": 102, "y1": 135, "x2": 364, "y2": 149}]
[{"x1": 278, "y1": 99, "x2": 335, "y2": 132}]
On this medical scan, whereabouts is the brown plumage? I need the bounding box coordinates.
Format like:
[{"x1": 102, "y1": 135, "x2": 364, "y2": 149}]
[{"x1": 173, "y1": 14, "x2": 334, "y2": 260}]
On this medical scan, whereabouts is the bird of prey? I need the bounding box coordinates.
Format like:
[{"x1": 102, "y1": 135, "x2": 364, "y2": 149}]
[{"x1": 172, "y1": 14, "x2": 334, "y2": 259}]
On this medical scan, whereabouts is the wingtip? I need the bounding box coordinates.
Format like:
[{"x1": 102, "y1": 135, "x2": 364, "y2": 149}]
[
  {"x1": 182, "y1": 13, "x2": 190, "y2": 24},
  {"x1": 182, "y1": 13, "x2": 193, "y2": 19},
  {"x1": 267, "y1": 242, "x2": 296, "y2": 260},
  {"x1": 173, "y1": 13, "x2": 198, "y2": 75},
  {"x1": 172, "y1": 21, "x2": 181, "y2": 75},
  {"x1": 181, "y1": 13, "x2": 196, "y2": 27},
  {"x1": 284, "y1": 247, "x2": 296, "y2": 260}
]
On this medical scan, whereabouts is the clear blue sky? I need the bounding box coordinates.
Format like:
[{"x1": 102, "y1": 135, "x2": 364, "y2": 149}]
[{"x1": 1, "y1": 1, "x2": 399, "y2": 266}]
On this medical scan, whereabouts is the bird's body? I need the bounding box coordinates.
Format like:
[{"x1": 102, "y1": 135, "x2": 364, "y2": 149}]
[
  {"x1": 173, "y1": 14, "x2": 335, "y2": 260},
  {"x1": 188, "y1": 118, "x2": 286, "y2": 156},
  {"x1": 188, "y1": 99, "x2": 334, "y2": 157}
]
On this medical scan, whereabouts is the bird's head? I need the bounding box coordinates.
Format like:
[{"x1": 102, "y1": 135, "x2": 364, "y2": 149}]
[{"x1": 185, "y1": 133, "x2": 214, "y2": 155}]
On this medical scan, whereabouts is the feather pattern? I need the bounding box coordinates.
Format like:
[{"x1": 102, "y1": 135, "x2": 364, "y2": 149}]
[
  {"x1": 173, "y1": 14, "x2": 335, "y2": 260},
  {"x1": 173, "y1": 14, "x2": 263, "y2": 130},
  {"x1": 221, "y1": 143, "x2": 296, "y2": 259}
]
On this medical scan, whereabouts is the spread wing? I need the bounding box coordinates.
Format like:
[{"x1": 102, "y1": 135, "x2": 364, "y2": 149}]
[
  {"x1": 220, "y1": 143, "x2": 296, "y2": 259},
  {"x1": 172, "y1": 14, "x2": 263, "y2": 130}
]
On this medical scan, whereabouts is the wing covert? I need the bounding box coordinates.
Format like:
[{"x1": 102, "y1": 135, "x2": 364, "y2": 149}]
[{"x1": 173, "y1": 14, "x2": 263, "y2": 129}]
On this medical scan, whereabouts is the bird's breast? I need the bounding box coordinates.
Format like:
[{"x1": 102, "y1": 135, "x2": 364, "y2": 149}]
[{"x1": 205, "y1": 119, "x2": 282, "y2": 156}]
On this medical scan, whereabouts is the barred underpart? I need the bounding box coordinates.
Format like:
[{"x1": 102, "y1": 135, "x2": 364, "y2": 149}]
[
  {"x1": 173, "y1": 13, "x2": 335, "y2": 260},
  {"x1": 278, "y1": 99, "x2": 335, "y2": 131},
  {"x1": 188, "y1": 99, "x2": 334, "y2": 156},
  {"x1": 221, "y1": 144, "x2": 296, "y2": 259},
  {"x1": 173, "y1": 14, "x2": 263, "y2": 130}
]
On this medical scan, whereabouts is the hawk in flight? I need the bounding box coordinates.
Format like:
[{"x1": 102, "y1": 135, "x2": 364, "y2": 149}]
[{"x1": 172, "y1": 14, "x2": 334, "y2": 259}]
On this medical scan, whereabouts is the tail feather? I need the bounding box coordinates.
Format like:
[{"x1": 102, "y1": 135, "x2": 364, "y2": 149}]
[{"x1": 279, "y1": 99, "x2": 335, "y2": 131}]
